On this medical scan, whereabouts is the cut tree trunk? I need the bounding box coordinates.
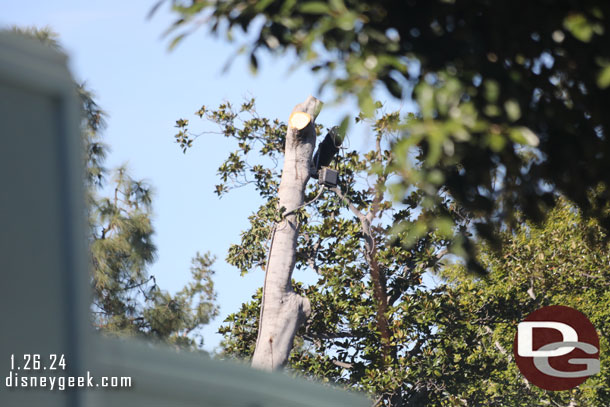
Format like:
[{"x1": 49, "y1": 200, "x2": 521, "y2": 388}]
[{"x1": 251, "y1": 96, "x2": 323, "y2": 370}]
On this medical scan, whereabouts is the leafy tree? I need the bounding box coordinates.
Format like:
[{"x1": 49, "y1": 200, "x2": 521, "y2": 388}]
[
  {"x1": 177, "y1": 101, "x2": 609, "y2": 405},
  {"x1": 9, "y1": 26, "x2": 219, "y2": 349},
  {"x1": 175, "y1": 100, "x2": 461, "y2": 404},
  {"x1": 163, "y1": 1, "x2": 610, "y2": 401},
  {"x1": 425, "y1": 198, "x2": 610, "y2": 406},
  {"x1": 163, "y1": 0, "x2": 610, "y2": 269},
  {"x1": 81, "y1": 76, "x2": 219, "y2": 350}
]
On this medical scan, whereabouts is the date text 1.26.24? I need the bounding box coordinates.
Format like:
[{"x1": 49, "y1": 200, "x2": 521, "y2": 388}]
[{"x1": 10, "y1": 354, "x2": 66, "y2": 371}]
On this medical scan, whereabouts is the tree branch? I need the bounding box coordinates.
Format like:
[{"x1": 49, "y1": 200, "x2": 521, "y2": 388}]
[{"x1": 332, "y1": 360, "x2": 353, "y2": 369}]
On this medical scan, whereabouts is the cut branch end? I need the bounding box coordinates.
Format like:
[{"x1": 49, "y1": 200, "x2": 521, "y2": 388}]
[{"x1": 289, "y1": 111, "x2": 312, "y2": 130}]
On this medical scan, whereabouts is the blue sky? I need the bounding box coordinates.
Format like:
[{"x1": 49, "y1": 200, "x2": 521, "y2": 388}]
[{"x1": 2, "y1": 0, "x2": 409, "y2": 351}]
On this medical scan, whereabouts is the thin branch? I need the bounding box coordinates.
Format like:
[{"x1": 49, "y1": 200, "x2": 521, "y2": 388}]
[
  {"x1": 303, "y1": 331, "x2": 360, "y2": 341},
  {"x1": 332, "y1": 360, "x2": 353, "y2": 369},
  {"x1": 330, "y1": 182, "x2": 392, "y2": 363},
  {"x1": 329, "y1": 186, "x2": 367, "y2": 222}
]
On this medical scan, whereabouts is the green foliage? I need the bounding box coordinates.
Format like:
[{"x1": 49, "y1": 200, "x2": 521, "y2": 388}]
[
  {"x1": 11, "y1": 26, "x2": 220, "y2": 350},
  {"x1": 83, "y1": 90, "x2": 219, "y2": 350},
  {"x1": 429, "y1": 199, "x2": 610, "y2": 406},
  {"x1": 8, "y1": 25, "x2": 62, "y2": 49},
  {"x1": 177, "y1": 100, "x2": 462, "y2": 404},
  {"x1": 163, "y1": 0, "x2": 610, "y2": 272},
  {"x1": 178, "y1": 100, "x2": 609, "y2": 405}
]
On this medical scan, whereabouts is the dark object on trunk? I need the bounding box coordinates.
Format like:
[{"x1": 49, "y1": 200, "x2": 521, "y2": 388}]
[
  {"x1": 312, "y1": 127, "x2": 341, "y2": 177},
  {"x1": 318, "y1": 167, "x2": 339, "y2": 187}
]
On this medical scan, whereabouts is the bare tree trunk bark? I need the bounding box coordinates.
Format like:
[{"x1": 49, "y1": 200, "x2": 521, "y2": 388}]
[{"x1": 251, "y1": 96, "x2": 323, "y2": 370}]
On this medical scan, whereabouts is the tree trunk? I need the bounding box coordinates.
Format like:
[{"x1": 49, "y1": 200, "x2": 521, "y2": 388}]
[{"x1": 251, "y1": 96, "x2": 322, "y2": 370}]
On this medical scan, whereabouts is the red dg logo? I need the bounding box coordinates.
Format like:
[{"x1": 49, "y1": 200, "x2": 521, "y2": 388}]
[{"x1": 513, "y1": 305, "x2": 600, "y2": 391}]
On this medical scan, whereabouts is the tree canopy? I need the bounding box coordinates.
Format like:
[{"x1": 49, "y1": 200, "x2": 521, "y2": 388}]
[
  {"x1": 164, "y1": 0, "x2": 610, "y2": 269},
  {"x1": 428, "y1": 198, "x2": 610, "y2": 406},
  {"x1": 8, "y1": 26, "x2": 220, "y2": 350},
  {"x1": 81, "y1": 76, "x2": 219, "y2": 350},
  {"x1": 176, "y1": 98, "x2": 454, "y2": 404},
  {"x1": 177, "y1": 100, "x2": 609, "y2": 405}
]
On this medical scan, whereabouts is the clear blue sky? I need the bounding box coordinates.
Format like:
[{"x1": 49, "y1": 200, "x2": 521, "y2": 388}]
[{"x1": 2, "y1": 0, "x2": 406, "y2": 351}]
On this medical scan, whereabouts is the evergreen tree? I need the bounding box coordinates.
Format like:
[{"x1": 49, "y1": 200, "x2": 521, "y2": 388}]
[
  {"x1": 10, "y1": 26, "x2": 219, "y2": 350},
  {"x1": 80, "y1": 71, "x2": 218, "y2": 351}
]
